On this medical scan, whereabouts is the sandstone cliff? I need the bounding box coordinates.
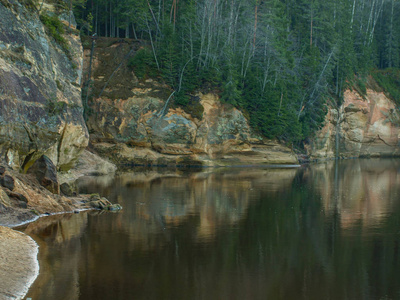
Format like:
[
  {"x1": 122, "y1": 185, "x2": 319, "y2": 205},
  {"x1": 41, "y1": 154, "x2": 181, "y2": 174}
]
[
  {"x1": 84, "y1": 39, "x2": 298, "y2": 166},
  {"x1": 307, "y1": 86, "x2": 400, "y2": 159},
  {"x1": 0, "y1": 1, "x2": 119, "y2": 230},
  {"x1": 0, "y1": 0, "x2": 88, "y2": 171}
]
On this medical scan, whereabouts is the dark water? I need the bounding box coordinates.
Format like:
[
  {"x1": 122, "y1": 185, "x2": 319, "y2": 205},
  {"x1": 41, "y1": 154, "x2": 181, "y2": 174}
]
[{"x1": 23, "y1": 159, "x2": 400, "y2": 300}]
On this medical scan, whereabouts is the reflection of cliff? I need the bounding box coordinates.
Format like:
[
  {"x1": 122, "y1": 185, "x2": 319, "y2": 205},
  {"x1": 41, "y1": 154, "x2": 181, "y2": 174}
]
[
  {"x1": 26, "y1": 168, "x2": 297, "y2": 299},
  {"x1": 25, "y1": 163, "x2": 400, "y2": 300},
  {"x1": 303, "y1": 159, "x2": 400, "y2": 229},
  {"x1": 78, "y1": 168, "x2": 297, "y2": 247},
  {"x1": 24, "y1": 213, "x2": 89, "y2": 300}
]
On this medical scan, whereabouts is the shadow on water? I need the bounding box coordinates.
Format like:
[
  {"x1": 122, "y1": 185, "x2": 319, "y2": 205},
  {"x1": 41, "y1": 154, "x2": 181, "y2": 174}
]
[{"x1": 23, "y1": 159, "x2": 400, "y2": 299}]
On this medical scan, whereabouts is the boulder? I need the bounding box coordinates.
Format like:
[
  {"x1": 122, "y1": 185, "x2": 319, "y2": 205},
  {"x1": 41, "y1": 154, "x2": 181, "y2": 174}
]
[
  {"x1": 60, "y1": 182, "x2": 77, "y2": 197},
  {"x1": 1, "y1": 175, "x2": 15, "y2": 191},
  {"x1": 88, "y1": 194, "x2": 120, "y2": 210},
  {"x1": 90, "y1": 198, "x2": 112, "y2": 210},
  {"x1": 0, "y1": 189, "x2": 12, "y2": 209},
  {"x1": 27, "y1": 155, "x2": 60, "y2": 194},
  {"x1": 108, "y1": 204, "x2": 123, "y2": 211},
  {"x1": 4, "y1": 190, "x2": 28, "y2": 208}
]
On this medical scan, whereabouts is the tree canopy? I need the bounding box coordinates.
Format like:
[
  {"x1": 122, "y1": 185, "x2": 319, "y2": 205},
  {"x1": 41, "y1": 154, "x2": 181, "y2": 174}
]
[{"x1": 72, "y1": 0, "x2": 400, "y2": 144}]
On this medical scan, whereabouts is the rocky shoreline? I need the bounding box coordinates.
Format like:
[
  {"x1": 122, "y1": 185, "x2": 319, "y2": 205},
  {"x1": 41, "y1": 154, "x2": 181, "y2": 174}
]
[{"x1": 0, "y1": 150, "x2": 120, "y2": 299}]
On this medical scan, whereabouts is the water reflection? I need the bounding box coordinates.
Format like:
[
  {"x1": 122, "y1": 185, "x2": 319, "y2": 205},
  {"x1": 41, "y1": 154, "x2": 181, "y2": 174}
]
[
  {"x1": 308, "y1": 159, "x2": 400, "y2": 230},
  {"x1": 77, "y1": 168, "x2": 297, "y2": 245},
  {"x1": 24, "y1": 161, "x2": 400, "y2": 300}
]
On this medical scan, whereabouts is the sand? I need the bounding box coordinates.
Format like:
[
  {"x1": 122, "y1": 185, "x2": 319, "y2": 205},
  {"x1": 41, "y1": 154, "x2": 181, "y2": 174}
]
[{"x1": 0, "y1": 226, "x2": 39, "y2": 300}]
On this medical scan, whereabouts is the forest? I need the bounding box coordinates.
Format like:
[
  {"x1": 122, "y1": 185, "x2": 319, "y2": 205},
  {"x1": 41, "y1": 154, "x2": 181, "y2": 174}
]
[{"x1": 70, "y1": 0, "x2": 400, "y2": 144}]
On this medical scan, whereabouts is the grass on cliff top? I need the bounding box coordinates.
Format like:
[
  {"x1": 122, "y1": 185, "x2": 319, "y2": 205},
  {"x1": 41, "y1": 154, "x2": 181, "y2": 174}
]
[
  {"x1": 40, "y1": 12, "x2": 69, "y2": 52},
  {"x1": 371, "y1": 68, "x2": 400, "y2": 105}
]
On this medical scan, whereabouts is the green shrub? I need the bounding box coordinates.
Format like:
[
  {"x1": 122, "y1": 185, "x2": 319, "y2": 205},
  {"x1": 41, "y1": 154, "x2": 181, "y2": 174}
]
[
  {"x1": 127, "y1": 47, "x2": 158, "y2": 80},
  {"x1": 355, "y1": 76, "x2": 367, "y2": 97},
  {"x1": 40, "y1": 12, "x2": 68, "y2": 51},
  {"x1": 371, "y1": 68, "x2": 400, "y2": 105},
  {"x1": 46, "y1": 99, "x2": 67, "y2": 116}
]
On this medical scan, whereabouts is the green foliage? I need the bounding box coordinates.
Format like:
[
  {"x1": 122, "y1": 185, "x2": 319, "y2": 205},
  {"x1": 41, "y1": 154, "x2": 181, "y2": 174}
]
[
  {"x1": 354, "y1": 76, "x2": 367, "y2": 97},
  {"x1": 46, "y1": 99, "x2": 67, "y2": 116},
  {"x1": 371, "y1": 68, "x2": 400, "y2": 105},
  {"x1": 40, "y1": 12, "x2": 68, "y2": 51},
  {"x1": 177, "y1": 95, "x2": 204, "y2": 120},
  {"x1": 55, "y1": 79, "x2": 63, "y2": 91},
  {"x1": 127, "y1": 48, "x2": 158, "y2": 80},
  {"x1": 72, "y1": 0, "x2": 400, "y2": 144}
]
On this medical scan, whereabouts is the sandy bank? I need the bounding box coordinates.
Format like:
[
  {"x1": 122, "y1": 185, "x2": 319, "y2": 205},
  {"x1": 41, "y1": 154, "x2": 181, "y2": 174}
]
[{"x1": 0, "y1": 226, "x2": 39, "y2": 300}]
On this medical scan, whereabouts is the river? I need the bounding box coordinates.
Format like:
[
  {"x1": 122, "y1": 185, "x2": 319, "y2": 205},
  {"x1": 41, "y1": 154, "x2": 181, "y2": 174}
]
[{"x1": 23, "y1": 159, "x2": 400, "y2": 299}]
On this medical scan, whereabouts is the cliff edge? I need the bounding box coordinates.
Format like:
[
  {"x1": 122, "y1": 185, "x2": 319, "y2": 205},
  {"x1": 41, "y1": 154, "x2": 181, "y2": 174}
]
[
  {"x1": 0, "y1": 0, "x2": 88, "y2": 171},
  {"x1": 83, "y1": 39, "x2": 298, "y2": 166},
  {"x1": 307, "y1": 83, "x2": 400, "y2": 159}
]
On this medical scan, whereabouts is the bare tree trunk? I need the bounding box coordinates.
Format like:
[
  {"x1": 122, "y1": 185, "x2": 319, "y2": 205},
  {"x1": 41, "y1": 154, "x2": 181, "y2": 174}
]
[
  {"x1": 365, "y1": 0, "x2": 376, "y2": 45},
  {"x1": 110, "y1": 1, "x2": 112, "y2": 37},
  {"x1": 368, "y1": 0, "x2": 384, "y2": 45},
  {"x1": 145, "y1": 17, "x2": 160, "y2": 70},
  {"x1": 132, "y1": 23, "x2": 138, "y2": 40},
  {"x1": 350, "y1": 0, "x2": 356, "y2": 32},
  {"x1": 310, "y1": 2, "x2": 313, "y2": 47},
  {"x1": 388, "y1": 0, "x2": 394, "y2": 67},
  {"x1": 147, "y1": 0, "x2": 161, "y2": 34},
  {"x1": 253, "y1": 0, "x2": 258, "y2": 49},
  {"x1": 197, "y1": 3, "x2": 208, "y2": 68},
  {"x1": 298, "y1": 49, "x2": 335, "y2": 119},
  {"x1": 125, "y1": 19, "x2": 129, "y2": 38},
  {"x1": 277, "y1": 93, "x2": 283, "y2": 117},
  {"x1": 95, "y1": 1, "x2": 98, "y2": 34},
  {"x1": 105, "y1": 3, "x2": 108, "y2": 37},
  {"x1": 227, "y1": 0, "x2": 234, "y2": 46}
]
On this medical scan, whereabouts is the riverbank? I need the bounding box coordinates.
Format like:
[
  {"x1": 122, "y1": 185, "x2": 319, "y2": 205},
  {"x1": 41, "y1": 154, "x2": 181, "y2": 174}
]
[
  {"x1": 0, "y1": 226, "x2": 39, "y2": 300},
  {"x1": 0, "y1": 150, "x2": 118, "y2": 299}
]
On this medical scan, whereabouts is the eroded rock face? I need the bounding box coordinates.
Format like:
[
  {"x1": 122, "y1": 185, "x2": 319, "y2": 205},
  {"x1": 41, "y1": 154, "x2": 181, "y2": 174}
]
[
  {"x1": 0, "y1": 0, "x2": 88, "y2": 171},
  {"x1": 88, "y1": 92, "x2": 298, "y2": 166},
  {"x1": 27, "y1": 155, "x2": 59, "y2": 194},
  {"x1": 307, "y1": 89, "x2": 400, "y2": 159},
  {"x1": 84, "y1": 41, "x2": 297, "y2": 166}
]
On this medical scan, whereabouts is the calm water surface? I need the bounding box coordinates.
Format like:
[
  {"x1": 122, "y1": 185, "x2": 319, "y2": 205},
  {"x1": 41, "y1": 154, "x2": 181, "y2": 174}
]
[{"x1": 24, "y1": 159, "x2": 400, "y2": 299}]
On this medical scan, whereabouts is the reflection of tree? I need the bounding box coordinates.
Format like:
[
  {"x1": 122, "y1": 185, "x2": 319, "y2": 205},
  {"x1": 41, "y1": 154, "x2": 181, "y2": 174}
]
[{"x1": 26, "y1": 163, "x2": 400, "y2": 300}]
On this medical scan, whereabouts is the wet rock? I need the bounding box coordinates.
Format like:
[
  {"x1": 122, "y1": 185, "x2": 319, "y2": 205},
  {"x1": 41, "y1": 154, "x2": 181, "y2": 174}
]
[
  {"x1": 90, "y1": 198, "x2": 112, "y2": 210},
  {"x1": 27, "y1": 155, "x2": 60, "y2": 194},
  {"x1": 60, "y1": 182, "x2": 76, "y2": 197},
  {"x1": 88, "y1": 194, "x2": 121, "y2": 210},
  {"x1": 89, "y1": 193, "x2": 101, "y2": 201},
  {"x1": 16, "y1": 201, "x2": 27, "y2": 209},
  {"x1": 1, "y1": 175, "x2": 15, "y2": 191},
  {"x1": 108, "y1": 204, "x2": 122, "y2": 211},
  {"x1": 0, "y1": 189, "x2": 12, "y2": 209},
  {"x1": 5, "y1": 190, "x2": 28, "y2": 204}
]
